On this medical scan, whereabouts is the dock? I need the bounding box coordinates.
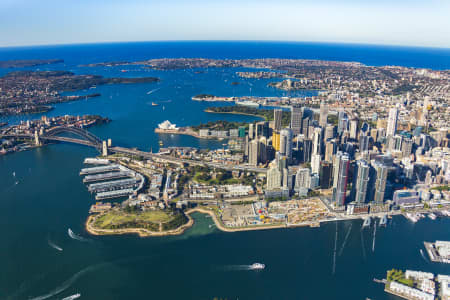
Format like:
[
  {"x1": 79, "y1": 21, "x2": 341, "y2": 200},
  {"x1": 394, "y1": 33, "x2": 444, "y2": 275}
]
[
  {"x1": 83, "y1": 171, "x2": 133, "y2": 183},
  {"x1": 88, "y1": 178, "x2": 139, "y2": 193},
  {"x1": 80, "y1": 164, "x2": 121, "y2": 175}
]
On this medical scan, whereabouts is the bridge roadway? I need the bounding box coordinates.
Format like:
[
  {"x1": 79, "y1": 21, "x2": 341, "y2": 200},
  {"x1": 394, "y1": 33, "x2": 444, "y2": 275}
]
[
  {"x1": 111, "y1": 146, "x2": 268, "y2": 173},
  {"x1": 1, "y1": 132, "x2": 267, "y2": 173}
]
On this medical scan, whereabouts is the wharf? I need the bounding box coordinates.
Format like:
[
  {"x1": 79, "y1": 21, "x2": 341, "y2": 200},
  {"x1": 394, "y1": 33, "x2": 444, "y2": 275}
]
[{"x1": 83, "y1": 171, "x2": 132, "y2": 183}]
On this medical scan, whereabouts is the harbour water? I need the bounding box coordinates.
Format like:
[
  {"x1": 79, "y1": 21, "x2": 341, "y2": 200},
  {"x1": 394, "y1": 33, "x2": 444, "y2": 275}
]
[{"x1": 1, "y1": 42, "x2": 450, "y2": 299}]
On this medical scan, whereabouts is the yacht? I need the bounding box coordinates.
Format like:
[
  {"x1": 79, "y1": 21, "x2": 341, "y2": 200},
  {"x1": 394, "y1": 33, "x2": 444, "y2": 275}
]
[
  {"x1": 362, "y1": 217, "x2": 371, "y2": 228},
  {"x1": 379, "y1": 215, "x2": 387, "y2": 226},
  {"x1": 249, "y1": 263, "x2": 265, "y2": 270},
  {"x1": 428, "y1": 213, "x2": 437, "y2": 220}
]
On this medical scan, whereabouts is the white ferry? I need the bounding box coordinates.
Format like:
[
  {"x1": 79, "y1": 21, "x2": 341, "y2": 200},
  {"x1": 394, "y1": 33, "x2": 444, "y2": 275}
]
[{"x1": 249, "y1": 263, "x2": 265, "y2": 270}]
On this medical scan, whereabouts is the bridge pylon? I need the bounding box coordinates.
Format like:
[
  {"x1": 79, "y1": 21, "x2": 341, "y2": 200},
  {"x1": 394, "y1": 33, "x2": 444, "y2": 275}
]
[
  {"x1": 34, "y1": 130, "x2": 42, "y2": 146},
  {"x1": 102, "y1": 140, "x2": 109, "y2": 156}
]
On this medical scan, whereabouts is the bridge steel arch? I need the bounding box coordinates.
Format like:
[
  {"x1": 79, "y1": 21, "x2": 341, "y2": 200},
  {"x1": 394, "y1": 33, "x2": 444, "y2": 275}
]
[{"x1": 41, "y1": 126, "x2": 103, "y2": 149}]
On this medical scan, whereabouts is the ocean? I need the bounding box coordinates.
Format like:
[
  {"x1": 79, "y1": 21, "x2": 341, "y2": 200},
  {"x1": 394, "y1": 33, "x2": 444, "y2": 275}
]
[{"x1": 0, "y1": 41, "x2": 449, "y2": 300}]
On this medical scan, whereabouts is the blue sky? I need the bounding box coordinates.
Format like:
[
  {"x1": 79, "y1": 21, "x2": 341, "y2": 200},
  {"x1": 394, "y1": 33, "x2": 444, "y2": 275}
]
[{"x1": 1, "y1": 0, "x2": 449, "y2": 48}]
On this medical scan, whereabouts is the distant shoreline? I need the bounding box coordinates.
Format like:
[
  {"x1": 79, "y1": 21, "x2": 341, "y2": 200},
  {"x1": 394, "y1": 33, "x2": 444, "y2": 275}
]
[{"x1": 204, "y1": 109, "x2": 266, "y2": 120}]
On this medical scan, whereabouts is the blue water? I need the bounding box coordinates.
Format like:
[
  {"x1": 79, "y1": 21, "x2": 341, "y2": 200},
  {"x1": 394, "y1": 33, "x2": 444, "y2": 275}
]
[
  {"x1": 0, "y1": 41, "x2": 449, "y2": 69},
  {"x1": 0, "y1": 41, "x2": 449, "y2": 300}
]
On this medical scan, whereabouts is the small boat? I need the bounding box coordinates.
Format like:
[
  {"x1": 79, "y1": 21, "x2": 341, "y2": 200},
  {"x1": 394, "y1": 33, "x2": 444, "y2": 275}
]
[
  {"x1": 428, "y1": 213, "x2": 437, "y2": 220},
  {"x1": 12, "y1": 171, "x2": 16, "y2": 177},
  {"x1": 379, "y1": 215, "x2": 387, "y2": 226},
  {"x1": 405, "y1": 213, "x2": 419, "y2": 223},
  {"x1": 151, "y1": 102, "x2": 159, "y2": 106},
  {"x1": 362, "y1": 217, "x2": 371, "y2": 228},
  {"x1": 249, "y1": 263, "x2": 265, "y2": 270},
  {"x1": 159, "y1": 141, "x2": 164, "y2": 146},
  {"x1": 62, "y1": 293, "x2": 81, "y2": 300}
]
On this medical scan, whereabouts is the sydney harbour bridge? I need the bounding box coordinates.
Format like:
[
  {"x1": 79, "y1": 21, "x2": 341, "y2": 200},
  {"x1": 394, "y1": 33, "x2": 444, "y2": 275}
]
[{"x1": 1, "y1": 126, "x2": 267, "y2": 173}]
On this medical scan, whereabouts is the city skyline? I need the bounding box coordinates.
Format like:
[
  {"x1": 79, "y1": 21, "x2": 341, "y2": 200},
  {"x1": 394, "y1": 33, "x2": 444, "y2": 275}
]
[{"x1": 1, "y1": 0, "x2": 450, "y2": 48}]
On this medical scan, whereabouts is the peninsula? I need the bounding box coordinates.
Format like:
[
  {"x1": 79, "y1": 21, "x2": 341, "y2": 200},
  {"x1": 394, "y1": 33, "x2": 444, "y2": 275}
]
[{"x1": 0, "y1": 70, "x2": 159, "y2": 115}]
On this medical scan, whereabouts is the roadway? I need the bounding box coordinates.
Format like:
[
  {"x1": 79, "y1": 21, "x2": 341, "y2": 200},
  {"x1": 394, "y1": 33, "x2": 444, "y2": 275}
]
[{"x1": 110, "y1": 146, "x2": 268, "y2": 173}]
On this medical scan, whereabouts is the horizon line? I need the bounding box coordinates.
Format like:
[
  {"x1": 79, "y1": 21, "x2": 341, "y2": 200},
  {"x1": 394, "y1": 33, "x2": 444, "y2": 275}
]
[{"x1": 1, "y1": 39, "x2": 450, "y2": 52}]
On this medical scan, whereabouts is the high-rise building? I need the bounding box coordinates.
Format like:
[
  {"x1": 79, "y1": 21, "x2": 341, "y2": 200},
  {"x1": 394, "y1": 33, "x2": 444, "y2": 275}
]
[
  {"x1": 372, "y1": 161, "x2": 388, "y2": 203},
  {"x1": 332, "y1": 152, "x2": 350, "y2": 206},
  {"x1": 386, "y1": 107, "x2": 398, "y2": 137},
  {"x1": 294, "y1": 168, "x2": 311, "y2": 195},
  {"x1": 312, "y1": 127, "x2": 322, "y2": 156},
  {"x1": 311, "y1": 154, "x2": 321, "y2": 174},
  {"x1": 402, "y1": 138, "x2": 413, "y2": 157},
  {"x1": 319, "y1": 102, "x2": 328, "y2": 128},
  {"x1": 238, "y1": 126, "x2": 246, "y2": 138},
  {"x1": 248, "y1": 123, "x2": 255, "y2": 140},
  {"x1": 325, "y1": 140, "x2": 337, "y2": 162},
  {"x1": 349, "y1": 119, "x2": 358, "y2": 139},
  {"x1": 248, "y1": 139, "x2": 259, "y2": 166},
  {"x1": 280, "y1": 128, "x2": 293, "y2": 161},
  {"x1": 272, "y1": 131, "x2": 280, "y2": 151},
  {"x1": 325, "y1": 125, "x2": 335, "y2": 140},
  {"x1": 290, "y1": 104, "x2": 302, "y2": 135},
  {"x1": 259, "y1": 137, "x2": 268, "y2": 163},
  {"x1": 370, "y1": 128, "x2": 378, "y2": 142},
  {"x1": 359, "y1": 135, "x2": 370, "y2": 152},
  {"x1": 319, "y1": 162, "x2": 333, "y2": 189},
  {"x1": 267, "y1": 165, "x2": 282, "y2": 190},
  {"x1": 256, "y1": 121, "x2": 269, "y2": 138},
  {"x1": 353, "y1": 160, "x2": 370, "y2": 204},
  {"x1": 273, "y1": 109, "x2": 283, "y2": 131},
  {"x1": 337, "y1": 110, "x2": 348, "y2": 135}
]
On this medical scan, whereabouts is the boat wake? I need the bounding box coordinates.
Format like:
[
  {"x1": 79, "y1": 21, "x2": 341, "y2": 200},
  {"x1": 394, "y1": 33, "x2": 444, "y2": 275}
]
[
  {"x1": 146, "y1": 88, "x2": 161, "y2": 95},
  {"x1": 338, "y1": 223, "x2": 353, "y2": 256},
  {"x1": 29, "y1": 264, "x2": 100, "y2": 300},
  {"x1": 372, "y1": 221, "x2": 377, "y2": 253},
  {"x1": 48, "y1": 239, "x2": 63, "y2": 252},
  {"x1": 67, "y1": 229, "x2": 90, "y2": 242},
  {"x1": 222, "y1": 264, "x2": 265, "y2": 271},
  {"x1": 332, "y1": 222, "x2": 338, "y2": 275},
  {"x1": 420, "y1": 249, "x2": 429, "y2": 263},
  {"x1": 360, "y1": 230, "x2": 367, "y2": 260}
]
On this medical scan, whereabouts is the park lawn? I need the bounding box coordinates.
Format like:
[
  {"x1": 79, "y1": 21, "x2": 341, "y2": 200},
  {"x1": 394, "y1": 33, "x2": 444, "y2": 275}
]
[{"x1": 94, "y1": 209, "x2": 173, "y2": 228}]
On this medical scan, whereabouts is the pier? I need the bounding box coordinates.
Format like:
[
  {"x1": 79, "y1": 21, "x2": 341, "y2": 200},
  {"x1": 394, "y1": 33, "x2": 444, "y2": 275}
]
[
  {"x1": 83, "y1": 171, "x2": 133, "y2": 183},
  {"x1": 80, "y1": 164, "x2": 121, "y2": 175},
  {"x1": 88, "y1": 178, "x2": 139, "y2": 193}
]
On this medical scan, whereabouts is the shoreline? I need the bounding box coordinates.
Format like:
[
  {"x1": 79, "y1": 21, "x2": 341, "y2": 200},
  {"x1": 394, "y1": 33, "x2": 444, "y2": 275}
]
[
  {"x1": 84, "y1": 204, "x2": 441, "y2": 238},
  {"x1": 154, "y1": 127, "x2": 228, "y2": 140},
  {"x1": 203, "y1": 109, "x2": 266, "y2": 120}
]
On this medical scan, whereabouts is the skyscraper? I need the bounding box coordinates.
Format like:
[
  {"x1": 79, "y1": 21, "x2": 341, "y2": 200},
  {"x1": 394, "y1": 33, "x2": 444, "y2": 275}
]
[
  {"x1": 312, "y1": 127, "x2": 322, "y2": 156},
  {"x1": 311, "y1": 154, "x2": 321, "y2": 174},
  {"x1": 319, "y1": 102, "x2": 328, "y2": 128},
  {"x1": 353, "y1": 159, "x2": 370, "y2": 204},
  {"x1": 386, "y1": 107, "x2": 398, "y2": 137},
  {"x1": 248, "y1": 139, "x2": 259, "y2": 166},
  {"x1": 333, "y1": 151, "x2": 350, "y2": 206},
  {"x1": 349, "y1": 119, "x2": 358, "y2": 139},
  {"x1": 325, "y1": 124, "x2": 335, "y2": 140},
  {"x1": 280, "y1": 128, "x2": 293, "y2": 161},
  {"x1": 337, "y1": 110, "x2": 348, "y2": 135},
  {"x1": 294, "y1": 168, "x2": 311, "y2": 195},
  {"x1": 372, "y1": 161, "x2": 388, "y2": 203},
  {"x1": 248, "y1": 123, "x2": 255, "y2": 140},
  {"x1": 267, "y1": 164, "x2": 282, "y2": 190},
  {"x1": 272, "y1": 131, "x2": 280, "y2": 151},
  {"x1": 325, "y1": 139, "x2": 337, "y2": 162},
  {"x1": 290, "y1": 104, "x2": 302, "y2": 135},
  {"x1": 273, "y1": 109, "x2": 283, "y2": 131}
]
